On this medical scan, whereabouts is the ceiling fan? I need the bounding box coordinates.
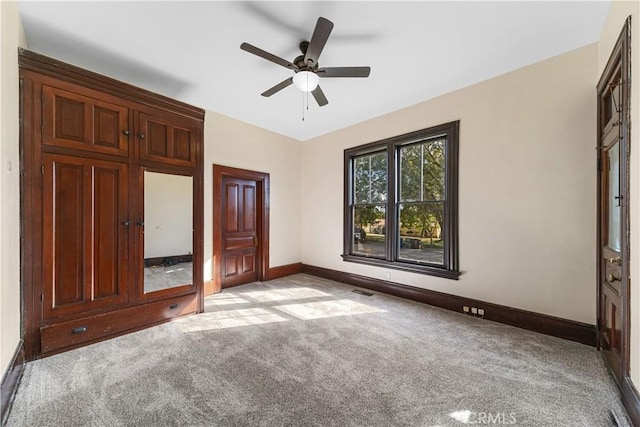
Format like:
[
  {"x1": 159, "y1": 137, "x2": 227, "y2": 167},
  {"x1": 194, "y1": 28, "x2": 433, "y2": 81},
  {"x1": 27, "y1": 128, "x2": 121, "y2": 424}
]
[{"x1": 240, "y1": 17, "x2": 371, "y2": 107}]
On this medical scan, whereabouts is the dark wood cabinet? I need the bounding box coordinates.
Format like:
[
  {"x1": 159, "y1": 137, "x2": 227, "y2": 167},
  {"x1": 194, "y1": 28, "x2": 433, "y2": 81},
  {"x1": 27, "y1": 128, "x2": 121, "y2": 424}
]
[{"x1": 20, "y1": 49, "x2": 205, "y2": 359}]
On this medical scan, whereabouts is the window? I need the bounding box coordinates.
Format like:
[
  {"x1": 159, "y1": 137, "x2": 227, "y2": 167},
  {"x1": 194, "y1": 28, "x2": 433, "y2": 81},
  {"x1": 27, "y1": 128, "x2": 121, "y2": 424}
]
[{"x1": 343, "y1": 121, "x2": 460, "y2": 279}]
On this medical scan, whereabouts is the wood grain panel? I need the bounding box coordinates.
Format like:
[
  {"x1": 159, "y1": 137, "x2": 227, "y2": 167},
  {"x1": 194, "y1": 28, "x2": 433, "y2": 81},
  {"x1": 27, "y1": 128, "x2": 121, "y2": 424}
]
[
  {"x1": 147, "y1": 120, "x2": 169, "y2": 157},
  {"x1": 224, "y1": 236, "x2": 254, "y2": 251},
  {"x1": 93, "y1": 165, "x2": 128, "y2": 300},
  {"x1": 56, "y1": 96, "x2": 84, "y2": 141},
  {"x1": 93, "y1": 106, "x2": 120, "y2": 149},
  {"x1": 50, "y1": 160, "x2": 84, "y2": 307},
  {"x1": 225, "y1": 254, "x2": 239, "y2": 278},
  {"x1": 174, "y1": 128, "x2": 191, "y2": 161},
  {"x1": 225, "y1": 183, "x2": 239, "y2": 233},
  {"x1": 243, "y1": 185, "x2": 256, "y2": 232},
  {"x1": 242, "y1": 253, "x2": 255, "y2": 274}
]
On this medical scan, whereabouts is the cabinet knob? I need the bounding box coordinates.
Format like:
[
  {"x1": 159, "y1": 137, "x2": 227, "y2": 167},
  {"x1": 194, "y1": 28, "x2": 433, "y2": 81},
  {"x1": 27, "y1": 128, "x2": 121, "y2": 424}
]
[
  {"x1": 122, "y1": 130, "x2": 130, "y2": 136},
  {"x1": 122, "y1": 220, "x2": 130, "y2": 226},
  {"x1": 137, "y1": 133, "x2": 145, "y2": 140},
  {"x1": 137, "y1": 220, "x2": 144, "y2": 227}
]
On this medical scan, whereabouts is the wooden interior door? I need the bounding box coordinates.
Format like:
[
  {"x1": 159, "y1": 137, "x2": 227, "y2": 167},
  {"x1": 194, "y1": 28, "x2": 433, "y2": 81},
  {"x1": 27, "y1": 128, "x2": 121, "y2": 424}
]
[
  {"x1": 42, "y1": 154, "x2": 129, "y2": 319},
  {"x1": 221, "y1": 176, "x2": 260, "y2": 288},
  {"x1": 599, "y1": 84, "x2": 624, "y2": 382},
  {"x1": 597, "y1": 20, "x2": 630, "y2": 388}
]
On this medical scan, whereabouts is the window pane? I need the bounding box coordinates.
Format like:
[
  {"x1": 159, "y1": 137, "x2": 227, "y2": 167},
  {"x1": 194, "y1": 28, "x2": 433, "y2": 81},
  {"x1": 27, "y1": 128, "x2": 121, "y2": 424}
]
[
  {"x1": 400, "y1": 140, "x2": 446, "y2": 202},
  {"x1": 400, "y1": 144, "x2": 421, "y2": 201},
  {"x1": 354, "y1": 152, "x2": 387, "y2": 204},
  {"x1": 398, "y1": 202, "x2": 444, "y2": 265},
  {"x1": 352, "y1": 205, "x2": 386, "y2": 257},
  {"x1": 608, "y1": 142, "x2": 621, "y2": 251},
  {"x1": 423, "y1": 139, "x2": 445, "y2": 201}
]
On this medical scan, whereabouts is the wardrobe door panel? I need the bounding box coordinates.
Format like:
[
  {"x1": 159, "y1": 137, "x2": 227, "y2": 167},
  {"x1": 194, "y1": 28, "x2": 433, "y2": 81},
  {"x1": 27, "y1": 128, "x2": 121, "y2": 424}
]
[
  {"x1": 42, "y1": 154, "x2": 129, "y2": 319},
  {"x1": 42, "y1": 85, "x2": 129, "y2": 156},
  {"x1": 138, "y1": 111, "x2": 197, "y2": 167}
]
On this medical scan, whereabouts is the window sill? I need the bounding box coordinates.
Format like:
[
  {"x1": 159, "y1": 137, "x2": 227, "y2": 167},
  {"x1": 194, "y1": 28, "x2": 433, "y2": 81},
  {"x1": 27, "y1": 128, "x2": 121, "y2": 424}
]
[{"x1": 341, "y1": 254, "x2": 461, "y2": 280}]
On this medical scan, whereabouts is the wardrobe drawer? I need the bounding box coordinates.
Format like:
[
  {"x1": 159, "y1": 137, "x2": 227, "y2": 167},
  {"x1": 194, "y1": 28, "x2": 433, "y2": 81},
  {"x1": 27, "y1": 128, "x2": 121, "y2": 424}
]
[{"x1": 40, "y1": 294, "x2": 197, "y2": 354}]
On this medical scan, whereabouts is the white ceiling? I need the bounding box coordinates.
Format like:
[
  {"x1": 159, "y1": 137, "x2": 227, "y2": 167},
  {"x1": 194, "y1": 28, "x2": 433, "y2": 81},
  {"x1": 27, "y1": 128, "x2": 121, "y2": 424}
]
[{"x1": 18, "y1": 1, "x2": 611, "y2": 141}]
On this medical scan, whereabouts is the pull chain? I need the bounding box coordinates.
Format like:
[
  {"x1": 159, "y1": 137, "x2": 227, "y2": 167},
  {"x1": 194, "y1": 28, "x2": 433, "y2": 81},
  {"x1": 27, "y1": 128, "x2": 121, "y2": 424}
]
[
  {"x1": 302, "y1": 91, "x2": 305, "y2": 121},
  {"x1": 306, "y1": 72, "x2": 310, "y2": 111}
]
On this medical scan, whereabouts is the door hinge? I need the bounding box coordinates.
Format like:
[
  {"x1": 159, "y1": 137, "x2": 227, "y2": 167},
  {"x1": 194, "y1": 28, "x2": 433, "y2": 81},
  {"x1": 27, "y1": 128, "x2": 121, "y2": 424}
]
[
  {"x1": 41, "y1": 165, "x2": 44, "y2": 174},
  {"x1": 40, "y1": 294, "x2": 44, "y2": 302},
  {"x1": 41, "y1": 122, "x2": 44, "y2": 134},
  {"x1": 40, "y1": 90, "x2": 44, "y2": 101},
  {"x1": 597, "y1": 157, "x2": 602, "y2": 172}
]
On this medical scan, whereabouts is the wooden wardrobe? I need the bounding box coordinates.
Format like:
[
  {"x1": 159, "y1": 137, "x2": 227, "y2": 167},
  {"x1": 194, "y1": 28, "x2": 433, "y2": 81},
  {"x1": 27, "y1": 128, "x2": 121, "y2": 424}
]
[{"x1": 19, "y1": 49, "x2": 204, "y2": 360}]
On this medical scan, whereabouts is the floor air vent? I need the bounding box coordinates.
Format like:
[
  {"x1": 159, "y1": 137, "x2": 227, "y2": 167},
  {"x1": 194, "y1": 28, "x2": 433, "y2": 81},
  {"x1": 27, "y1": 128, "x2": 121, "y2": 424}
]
[{"x1": 352, "y1": 289, "x2": 374, "y2": 296}]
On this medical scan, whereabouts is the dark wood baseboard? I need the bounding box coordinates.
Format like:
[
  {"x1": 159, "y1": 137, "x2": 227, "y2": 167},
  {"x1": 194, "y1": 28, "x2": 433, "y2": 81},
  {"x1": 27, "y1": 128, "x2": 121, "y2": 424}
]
[
  {"x1": 621, "y1": 377, "x2": 640, "y2": 426},
  {"x1": 266, "y1": 262, "x2": 303, "y2": 281},
  {"x1": 302, "y1": 264, "x2": 597, "y2": 347},
  {"x1": 1, "y1": 340, "x2": 25, "y2": 425},
  {"x1": 144, "y1": 254, "x2": 193, "y2": 267}
]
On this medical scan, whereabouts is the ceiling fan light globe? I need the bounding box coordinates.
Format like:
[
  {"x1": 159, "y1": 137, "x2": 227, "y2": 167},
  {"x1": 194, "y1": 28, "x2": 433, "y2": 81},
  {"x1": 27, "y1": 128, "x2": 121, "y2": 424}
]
[{"x1": 293, "y1": 71, "x2": 319, "y2": 92}]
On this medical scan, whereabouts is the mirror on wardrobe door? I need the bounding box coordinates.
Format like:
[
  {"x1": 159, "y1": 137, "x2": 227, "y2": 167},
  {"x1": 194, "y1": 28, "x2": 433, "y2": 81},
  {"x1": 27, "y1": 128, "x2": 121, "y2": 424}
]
[{"x1": 143, "y1": 170, "x2": 194, "y2": 293}]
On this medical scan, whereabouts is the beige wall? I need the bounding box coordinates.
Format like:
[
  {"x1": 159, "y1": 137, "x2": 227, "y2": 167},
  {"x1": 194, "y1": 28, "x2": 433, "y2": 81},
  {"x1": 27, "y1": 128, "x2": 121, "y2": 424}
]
[
  {"x1": 203, "y1": 110, "x2": 302, "y2": 283},
  {"x1": 1, "y1": 1, "x2": 27, "y2": 374},
  {"x1": 598, "y1": 0, "x2": 640, "y2": 387},
  {"x1": 302, "y1": 44, "x2": 598, "y2": 324}
]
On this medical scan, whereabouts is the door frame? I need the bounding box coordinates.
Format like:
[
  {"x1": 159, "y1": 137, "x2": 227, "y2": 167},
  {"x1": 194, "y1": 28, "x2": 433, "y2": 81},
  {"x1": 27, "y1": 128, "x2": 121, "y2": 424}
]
[
  {"x1": 596, "y1": 16, "x2": 631, "y2": 384},
  {"x1": 211, "y1": 165, "x2": 269, "y2": 294}
]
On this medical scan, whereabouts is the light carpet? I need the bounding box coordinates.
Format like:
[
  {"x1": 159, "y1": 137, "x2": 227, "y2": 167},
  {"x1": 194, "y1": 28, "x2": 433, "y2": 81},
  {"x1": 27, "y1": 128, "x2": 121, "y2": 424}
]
[{"x1": 6, "y1": 274, "x2": 629, "y2": 426}]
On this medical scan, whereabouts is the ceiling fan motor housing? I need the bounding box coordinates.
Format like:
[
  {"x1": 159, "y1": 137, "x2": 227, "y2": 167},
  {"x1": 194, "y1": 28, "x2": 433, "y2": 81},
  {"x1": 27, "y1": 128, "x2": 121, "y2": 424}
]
[{"x1": 295, "y1": 41, "x2": 317, "y2": 71}]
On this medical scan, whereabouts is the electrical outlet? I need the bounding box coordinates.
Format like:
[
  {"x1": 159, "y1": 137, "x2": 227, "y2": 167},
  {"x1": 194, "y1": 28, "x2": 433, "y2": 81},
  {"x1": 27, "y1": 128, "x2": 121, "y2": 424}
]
[
  {"x1": 463, "y1": 306, "x2": 470, "y2": 313},
  {"x1": 478, "y1": 308, "x2": 485, "y2": 316},
  {"x1": 471, "y1": 307, "x2": 478, "y2": 315}
]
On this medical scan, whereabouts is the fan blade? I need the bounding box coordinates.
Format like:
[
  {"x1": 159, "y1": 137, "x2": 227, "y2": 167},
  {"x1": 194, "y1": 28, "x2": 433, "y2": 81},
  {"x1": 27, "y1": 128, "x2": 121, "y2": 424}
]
[
  {"x1": 318, "y1": 67, "x2": 371, "y2": 78},
  {"x1": 304, "y1": 17, "x2": 334, "y2": 66},
  {"x1": 311, "y1": 85, "x2": 328, "y2": 107},
  {"x1": 241, "y1": 43, "x2": 297, "y2": 70},
  {"x1": 261, "y1": 77, "x2": 293, "y2": 97}
]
